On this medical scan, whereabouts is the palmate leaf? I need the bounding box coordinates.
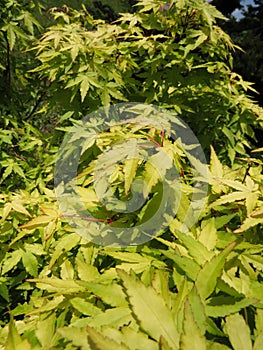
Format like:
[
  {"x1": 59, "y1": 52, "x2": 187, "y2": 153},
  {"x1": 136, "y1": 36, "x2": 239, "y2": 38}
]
[
  {"x1": 224, "y1": 314, "x2": 252, "y2": 350},
  {"x1": 117, "y1": 269, "x2": 179, "y2": 349},
  {"x1": 195, "y1": 241, "x2": 236, "y2": 300}
]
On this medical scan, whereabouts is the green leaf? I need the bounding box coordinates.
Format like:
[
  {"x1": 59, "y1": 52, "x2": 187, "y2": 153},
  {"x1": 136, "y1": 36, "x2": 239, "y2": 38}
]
[
  {"x1": 206, "y1": 297, "x2": 256, "y2": 317},
  {"x1": 171, "y1": 229, "x2": 213, "y2": 265},
  {"x1": 210, "y1": 192, "x2": 247, "y2": 207},
  {"x1": 80, "y1": 281, "x2": 128, "y2": 307},
  {"x1": 162, "y1": 250, "x2": 200, "y2": 281},
  {"x1": 35, "y1": 313, "x2": 56, "y2": 349},
  {"x1": 5, "y1": 316, "x2": 28, "y2": 350},
  {"x1": 20, "y1": 215, "x2": 53, "y2": 229},
  {"x1": 210, "y1": 146, "x2": 223, "y2": 178},
  {"x1": 49, "y1": 233, "x2": 80, "y2": 268},
  {"x1": 11, "y1": 201, "x2": 31, "y2": 216},
  {"x1": 124, "y1": 157, "x2": 139, "y2": 195},
  {"x1": 0, "y1": 283, "x2": 9, "y2": 302},
  {"x1": 6, "y1": 24, "x2": 16, "y2": 51},
  {"x1": 214, "y1": 214, "x2": 237, "y2": 229},
  {"x1": 60, "y1": 260, "x2": 74, "y2": 280},
  {"x1": 87, "y1": 307, "x2": 132, "y2": 328},
  {"x1": 235, "y1": 217, "x2": 263, "y2": 233},
  {"x1": 195, "y1": 242, "x2": 236, "y2": 300},
  {"x1": 118, "y1": 269, "x2": 179, "y2": 349},
  {"x1": 152, "y1": 270, "x2": 170, "y2": 308},
  {"x1": 198, "y1": 218, "x2": 217, "y2": 251},
  {"x1": 143, "y1": 149, "x2": 173, "y2": 195},
  {"x1": 87, "y1": 326, "x2": 130, "y2": 350},
  {"x1": 206, "y1": 342, "x2": 231, "y2": 349},
  {"x1": 70, "y1": 297, "x2": 102, "y2": 316},
  {"x1": 180, "y1": 299, "x2": 206, "y2": 350},
  {"x1": 224, "y1": 314, "x2": 252, "y2": 350},
  {"x1": 102, "y1": 326, "x2": 158, "y2": 350},
  {"x1": 21, "y1": 250, "x2": 38, "y2": 277},
  {"x1": 2, "y1": 250, "x2": 22, "y2": 275},
  {"x1": 27, "y1": 295, "x2": 64, "y2": 315},
  {"x1": 27, "y1": 278, "x2": 86, "y2": 293},
  {"x1": 57, "y1": 327, "x2": 91, "y2": 349},
  {"x1": 255, "y1": 309, "x2": 263, "y2": 335},
  {"x1": 188, "y1": 287, "x2": 207, "y2": 336},
  {"x1": 101, "y1": 89, "x2": 111, "y2": 106},
  {"x1": 76, "y1": 258, "x2": 100, "y2": 281},
  {"x1": 80, "y1": 75, "x2": 90, "y2": 102}
]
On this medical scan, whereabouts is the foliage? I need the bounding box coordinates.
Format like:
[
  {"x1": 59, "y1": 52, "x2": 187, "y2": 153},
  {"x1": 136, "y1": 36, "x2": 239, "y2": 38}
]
[
  {"x1": 0, "y1": 0, "x2": 263, "y2": 349},
  {"x1": 211, "y1": 0, "x2": 242, "y2": 17},
  {"x1": 0, "y1": 0, "x2": 44, "y2": 116},
  {"x1": 221, "y1": 0, "x2": 263, "y2": 108},
  {"x1": 0, "y1": 134, "x2": 263, "y2": 348},
  {"x1": 30, "y1": 0, "x2": 263, "y2": 162}
]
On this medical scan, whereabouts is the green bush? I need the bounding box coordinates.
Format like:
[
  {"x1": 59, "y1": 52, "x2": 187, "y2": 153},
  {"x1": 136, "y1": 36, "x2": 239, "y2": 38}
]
[
  {"x1": 31, "y1": 0, "x2": 263, "y2": 162},
  {"x1": 0, "y1": 1, "x2": 263, "y2": 349}
]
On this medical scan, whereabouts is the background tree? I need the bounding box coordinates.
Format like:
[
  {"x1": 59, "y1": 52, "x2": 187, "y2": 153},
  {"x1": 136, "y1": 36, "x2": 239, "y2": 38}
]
[
  {"x1": 223, "y1": 0, "x2": 263, "y2": 107},
  {"x1": 0, "y1": 0, "x2": 43, "y2": 116},
  {"x1": 210, "y1": 0, "x2": 263, "y2": 145},
  {"x1": 211, "y1": 0, "x2": 242, "y2": 16}
]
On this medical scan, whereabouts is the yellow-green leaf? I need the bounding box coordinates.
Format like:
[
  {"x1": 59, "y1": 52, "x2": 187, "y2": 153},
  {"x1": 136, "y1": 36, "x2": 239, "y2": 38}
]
[
  {"x1": 87, "y1": 326, "x2": 129, "y2": 350},
  {"x1": 20, "y1": 215, "x2": 52, "y2": 229},
  {"x1": 224, "y1": 314, "x2": 252, "y2": 350},
  {"x1": 180, "y1": 299, "x2": 206, "y2": 350},
  {"x1": 118, "y1": 269, "x2": 179, "y2": 349},
  {"x1": 195, "y1": 242, "x2": 236, "y2": 300}
]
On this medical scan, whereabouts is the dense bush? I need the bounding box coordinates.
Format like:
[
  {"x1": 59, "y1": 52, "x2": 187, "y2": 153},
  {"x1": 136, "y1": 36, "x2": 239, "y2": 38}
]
[{"x1": 0, "y1": 1, "x2": 263, "y2": 349}]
